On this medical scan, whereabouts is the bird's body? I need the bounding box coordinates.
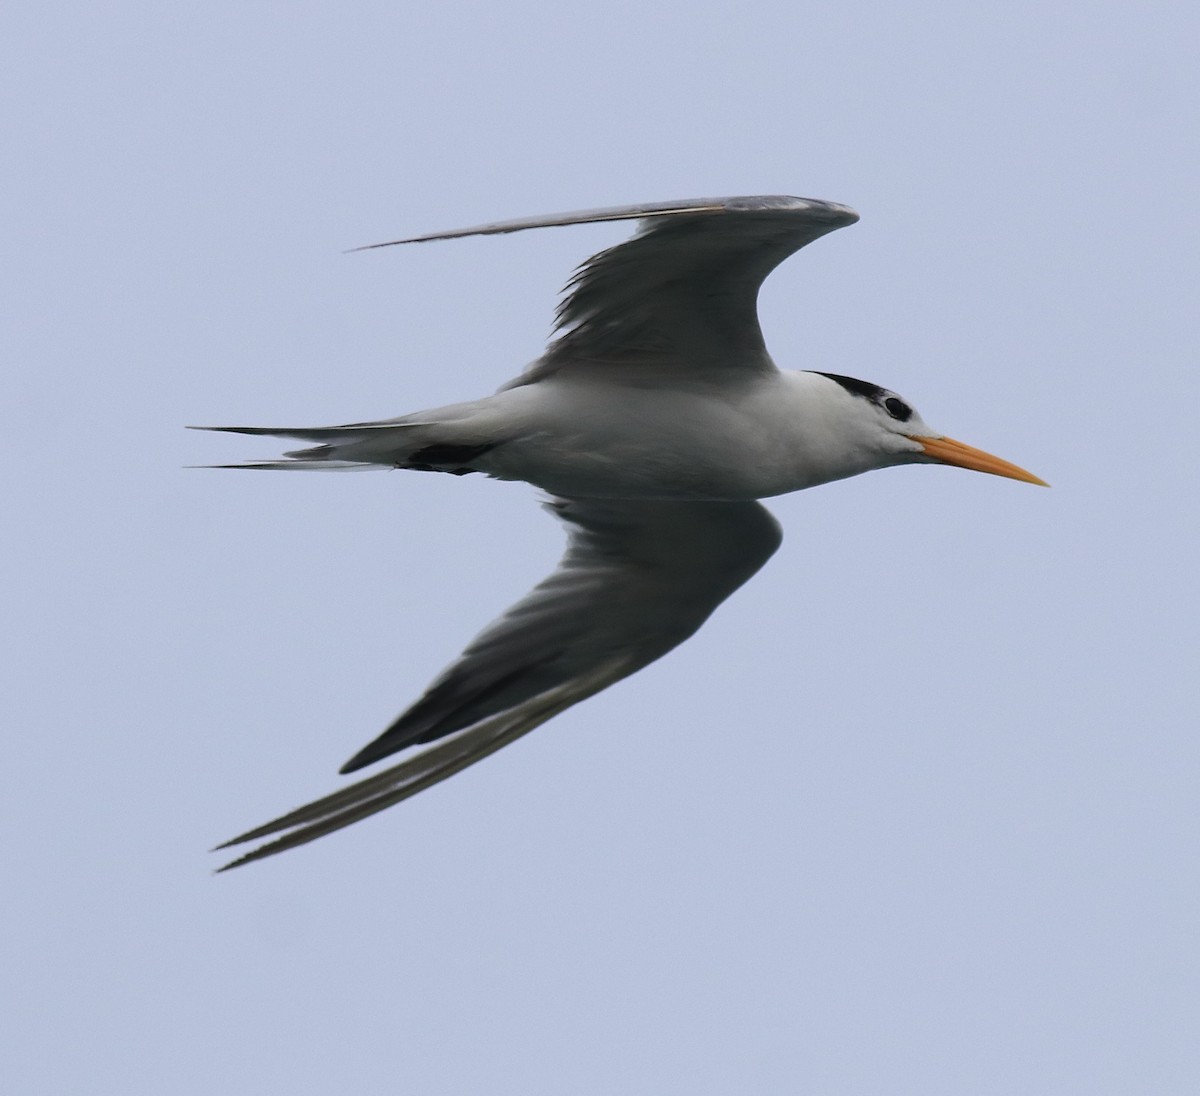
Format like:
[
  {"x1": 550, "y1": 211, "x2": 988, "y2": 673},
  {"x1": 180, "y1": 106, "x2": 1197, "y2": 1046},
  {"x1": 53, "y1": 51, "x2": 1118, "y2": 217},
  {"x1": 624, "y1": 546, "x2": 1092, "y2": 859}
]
[
  {"x1": 259, "y1": 369, "x2": 929, "y2": 499},
  {"x1": 201, "y1": 195, "x2": 1044, "y2": 869},
  {"x1": 479, "y1": 368, "x2": 888, "y2": 498}
]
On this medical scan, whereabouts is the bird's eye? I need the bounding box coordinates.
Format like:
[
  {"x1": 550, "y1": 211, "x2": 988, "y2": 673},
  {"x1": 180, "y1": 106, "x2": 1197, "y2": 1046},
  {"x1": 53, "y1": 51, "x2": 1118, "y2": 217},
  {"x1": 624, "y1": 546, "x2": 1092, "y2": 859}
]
[{"x1": 883, "y1": 397, "x2": 912, "y2": 422}]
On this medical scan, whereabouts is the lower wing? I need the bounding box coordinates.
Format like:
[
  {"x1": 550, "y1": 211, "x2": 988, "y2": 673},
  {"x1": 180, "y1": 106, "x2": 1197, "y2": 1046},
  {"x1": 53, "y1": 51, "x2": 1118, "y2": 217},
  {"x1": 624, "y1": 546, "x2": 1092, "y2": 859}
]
[{"x1": 215, "y1": 497, "x2": 782, "y2": 869}]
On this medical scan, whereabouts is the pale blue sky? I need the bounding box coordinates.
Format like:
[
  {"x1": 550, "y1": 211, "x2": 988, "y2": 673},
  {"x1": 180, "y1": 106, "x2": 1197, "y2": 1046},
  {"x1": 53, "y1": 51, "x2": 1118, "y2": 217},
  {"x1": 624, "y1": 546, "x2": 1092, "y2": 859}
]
[{"x1": 4, "y1": 2, "x2": 1197, "y2": 1093}]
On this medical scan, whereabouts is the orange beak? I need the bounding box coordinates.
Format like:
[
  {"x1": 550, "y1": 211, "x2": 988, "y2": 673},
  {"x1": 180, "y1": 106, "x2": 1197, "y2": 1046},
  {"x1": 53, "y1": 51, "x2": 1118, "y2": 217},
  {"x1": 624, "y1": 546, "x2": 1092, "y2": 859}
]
[{"x1": 917, "y1": 436, "x2": 1048, "y2": 486}]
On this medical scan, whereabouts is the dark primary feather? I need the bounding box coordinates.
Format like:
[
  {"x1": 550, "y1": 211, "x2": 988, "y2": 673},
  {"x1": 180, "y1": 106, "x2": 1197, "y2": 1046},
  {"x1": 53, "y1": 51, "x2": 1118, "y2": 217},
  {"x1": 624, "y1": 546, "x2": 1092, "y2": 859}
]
[
  {"x1": 340, "y1": 496, "x2": 783, "y2": 773},
  {"x1": 215, "y1": 497, "x2": 782, "y2": 869},
  {"x1": 548, "y1": 197, "x2": 858, "y2": 364},
  {"x1": 357, "y1": 195, "x2": 859, "y2": 371}
]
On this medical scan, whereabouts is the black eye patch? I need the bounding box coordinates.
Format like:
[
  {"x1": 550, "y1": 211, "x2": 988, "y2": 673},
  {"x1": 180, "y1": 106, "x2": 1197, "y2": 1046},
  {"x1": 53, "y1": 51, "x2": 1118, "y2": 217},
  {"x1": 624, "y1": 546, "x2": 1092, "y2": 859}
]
[
  {"x1": 815, "y1": 372, "x2": 886, "y2": 402},
  {"x1": 883, "y1": 397, "x2": 912, "y2": 422}
]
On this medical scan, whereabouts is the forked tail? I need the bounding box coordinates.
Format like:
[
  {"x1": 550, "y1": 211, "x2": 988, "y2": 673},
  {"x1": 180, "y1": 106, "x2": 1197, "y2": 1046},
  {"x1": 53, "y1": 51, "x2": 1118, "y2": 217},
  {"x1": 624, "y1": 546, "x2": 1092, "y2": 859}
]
[{"x1": 189, "y1": 422, "x2": 495, "y2": 474}]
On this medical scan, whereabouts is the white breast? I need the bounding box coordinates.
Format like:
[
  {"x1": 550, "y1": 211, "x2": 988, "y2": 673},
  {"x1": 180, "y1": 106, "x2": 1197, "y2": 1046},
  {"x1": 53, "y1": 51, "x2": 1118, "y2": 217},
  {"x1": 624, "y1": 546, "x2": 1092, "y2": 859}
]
[{"x1": 474, "y1": 370, "x2": 889, "y2": 500}]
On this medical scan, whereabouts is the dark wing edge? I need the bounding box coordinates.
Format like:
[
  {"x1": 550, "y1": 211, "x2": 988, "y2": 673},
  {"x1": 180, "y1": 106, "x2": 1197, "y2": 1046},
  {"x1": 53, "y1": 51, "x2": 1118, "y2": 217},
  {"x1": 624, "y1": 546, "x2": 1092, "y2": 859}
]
[
  {"x1": 549, "y1": 197, "x2": 858, "y2": 363},
  {"x1": 214, "y1": 498, "x2": 782, "y2": 870},
  {"x1": 352, "y1": 195, "x2": 855, "y2": 251},
  {"x1": 355, "y1": 195, "x2": 858, "y2": 366}
]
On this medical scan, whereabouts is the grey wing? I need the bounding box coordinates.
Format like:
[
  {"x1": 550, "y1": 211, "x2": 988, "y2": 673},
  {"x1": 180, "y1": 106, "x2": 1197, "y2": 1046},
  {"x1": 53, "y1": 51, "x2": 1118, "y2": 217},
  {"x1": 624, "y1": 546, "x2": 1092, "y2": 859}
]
[
  {"x1": 358, "y1": 195, "x2": 859, "y2": 372},
  {"x1": 215, "y1": 497, "x2": 782, "y2": 869}
]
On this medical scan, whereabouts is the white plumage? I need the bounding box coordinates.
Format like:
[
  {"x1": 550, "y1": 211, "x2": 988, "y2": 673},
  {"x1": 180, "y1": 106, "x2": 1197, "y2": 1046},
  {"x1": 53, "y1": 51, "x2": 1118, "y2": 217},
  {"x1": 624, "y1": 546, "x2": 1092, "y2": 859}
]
[{"x1": 200, "y1": 195, "x2": 1044, "y2": 869}]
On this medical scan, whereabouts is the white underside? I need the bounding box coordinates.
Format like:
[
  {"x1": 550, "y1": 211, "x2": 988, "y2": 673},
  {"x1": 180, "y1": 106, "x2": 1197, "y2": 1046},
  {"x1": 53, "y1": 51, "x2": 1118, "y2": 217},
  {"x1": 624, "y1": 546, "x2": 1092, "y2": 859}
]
[{"x1": 315, "y1": 369, "x2": 929, "y2": 500}]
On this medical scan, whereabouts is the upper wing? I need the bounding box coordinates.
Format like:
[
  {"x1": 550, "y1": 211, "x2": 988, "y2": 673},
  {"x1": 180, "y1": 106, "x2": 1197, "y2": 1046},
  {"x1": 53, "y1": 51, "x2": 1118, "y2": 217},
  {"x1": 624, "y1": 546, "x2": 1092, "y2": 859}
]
[
  {"x1": 215, "y1": 497, "x2": 782, "y2": 869},
  {"x1": 357, "y1": 195, "x2": 859, "y2": 373}
]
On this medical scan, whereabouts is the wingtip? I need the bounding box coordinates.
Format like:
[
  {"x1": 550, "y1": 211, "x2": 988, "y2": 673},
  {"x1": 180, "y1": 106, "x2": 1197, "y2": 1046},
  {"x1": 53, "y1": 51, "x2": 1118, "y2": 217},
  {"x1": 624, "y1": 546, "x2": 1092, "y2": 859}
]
[
  {"x1": 210, "y1": 832, "x2": 284, "y2": 871},
  {"x1": 335, "y1": 726, "x2": 402, "y2": 774},
  {"x1": 347, "y1": 194, "x2": 862, "y2": 253},
  {"x1": 213, "y1": 850, "x2": 258, "y2": 873},
  {"x1": 183, "y1": 463, "x2": 291, "y2": 470},
  {"x1": 210, "y1": 840, "x2": 252, "y2": 873},
  {"x1": 346, "y1": 240, "x2": 414, "y2": 253},
  {"x1": 337, "y1": 751, "x2": 371, "y2": 775}
]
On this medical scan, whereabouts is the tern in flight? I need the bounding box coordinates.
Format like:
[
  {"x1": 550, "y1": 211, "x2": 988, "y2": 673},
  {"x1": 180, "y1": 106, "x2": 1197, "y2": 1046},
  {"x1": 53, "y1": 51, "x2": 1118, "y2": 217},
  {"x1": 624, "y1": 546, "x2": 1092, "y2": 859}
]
[{"x1": 201, "y1": 195, "x2": 1045, "y2": 869}]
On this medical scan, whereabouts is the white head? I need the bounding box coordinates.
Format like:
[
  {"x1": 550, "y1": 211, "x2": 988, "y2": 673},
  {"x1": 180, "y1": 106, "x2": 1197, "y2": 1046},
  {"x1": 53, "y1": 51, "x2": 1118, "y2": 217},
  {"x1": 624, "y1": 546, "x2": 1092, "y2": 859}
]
[{"x1": 810, "y1": 371, "x2": 1047, "y2": 486}]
